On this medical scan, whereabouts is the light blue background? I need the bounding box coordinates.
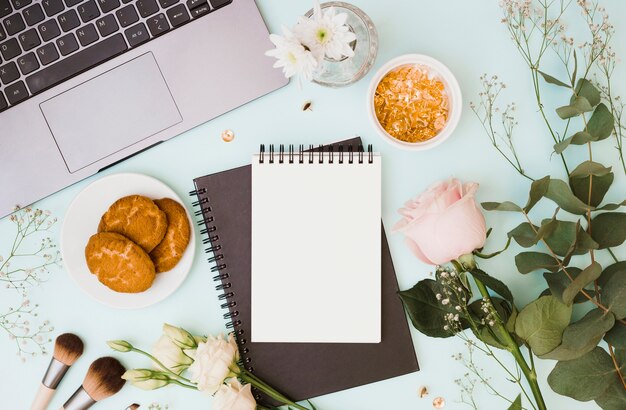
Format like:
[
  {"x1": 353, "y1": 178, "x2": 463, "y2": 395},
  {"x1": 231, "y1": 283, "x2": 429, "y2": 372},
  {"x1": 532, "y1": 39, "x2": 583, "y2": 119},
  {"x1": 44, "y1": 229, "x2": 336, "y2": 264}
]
[{"x1": 2, "y1": 1, "x2": 625, "y2": 409}]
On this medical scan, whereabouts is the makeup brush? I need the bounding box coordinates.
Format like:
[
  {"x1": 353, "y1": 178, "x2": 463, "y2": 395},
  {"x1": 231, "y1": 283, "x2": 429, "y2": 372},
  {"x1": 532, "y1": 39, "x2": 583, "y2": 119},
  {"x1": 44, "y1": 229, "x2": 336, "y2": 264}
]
[
  {"x1": 30, "y1": 333, "x2": 84, "y2": 410},
  {"x1": 61, "y1": 357, "x2": 126, "y2": 410},
  {"x1": 125, "y1": 404, "x2": 140, "y2": 410}
]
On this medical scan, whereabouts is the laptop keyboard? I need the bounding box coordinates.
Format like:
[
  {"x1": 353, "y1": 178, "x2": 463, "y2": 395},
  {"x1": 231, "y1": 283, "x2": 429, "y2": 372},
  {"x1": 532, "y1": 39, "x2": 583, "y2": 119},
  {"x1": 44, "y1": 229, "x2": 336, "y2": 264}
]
[{"x1": 0, "y1": 0, "x2": 232, "y2": 112}]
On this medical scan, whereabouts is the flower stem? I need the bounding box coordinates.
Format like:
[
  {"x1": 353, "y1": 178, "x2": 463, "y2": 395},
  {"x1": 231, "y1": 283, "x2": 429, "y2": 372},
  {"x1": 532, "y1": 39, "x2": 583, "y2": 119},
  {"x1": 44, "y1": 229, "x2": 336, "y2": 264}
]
[
  {"x1": 473, "y1": 278, "x2": 547, "y2": 410},
  {"x1": 130, "y1": 347, "x2": 193, "y2": 384},
  {"x1": 169, "y1": 379, "x2": 198, "y2": 390},
  {"x1": 239, "y1": 369, "x2": 310, "y2": 410}
]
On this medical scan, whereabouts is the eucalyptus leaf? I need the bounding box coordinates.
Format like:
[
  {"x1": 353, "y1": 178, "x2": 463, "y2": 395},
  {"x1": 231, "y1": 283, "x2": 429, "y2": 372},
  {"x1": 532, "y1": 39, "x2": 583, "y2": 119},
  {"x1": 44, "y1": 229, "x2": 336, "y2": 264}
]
[
  {"x1": 540, "y1": 309, "x2": 615, "y2": 361},
  {"x1": 539, "y1": 218, "x2": 576, "y2": 256},
  {"x1": 595, "y1": 200, "x2": 626, "y2": 211},
  {"x1": 548, "y1": 347, "x2": 626, "y2": 403},
  {"x1": 545, "y1": 178, "x2": 592, "y2": 214},
  {"x1": 595, "y1": 379, "x2": 626, "y2": 410},
  {"x1": 482, "y1": 201, "x2": 522, "y2": 212},
  {"x1": 515, "y1": 295, "x2": 572, "y2": 355},
  {"x1": 538, "y1": 70, "x2": 570, "y2": 87},
  {"x1": 508, "y1": 222, "x2": 538, "y2": 248},
  {"x1": 515, "y1": 252, "x2": 561, "y2": 274},
  {"x1": 556, "y1": 96, "x2": 594, "y2": 119},
  {"x1": 524, "y1": 176, "x2": 550, "y2": 212},
  {"x1": 587, "y1": 103, "x2": 615, "y2": 141},
  {"x1": 590, "y1": 212, "x2": 626, "y2": 249},
  {"x1": 507, "y1": 394, "x2": 522, "y2": 410},
  {"x1": 554, "y1": 131, "x2": 597, "y2": 154},
  {"x1": 604, "y1": 321, "x2": 626, "y2": 349},
  {"x1": 469, "y1": 269, "x2": 514, "y2": 303},
  {"x1": 573, "y1": 78, "x2": 601, "y2": 107},
  {"x1": 562, "y1": 262, "x2": 602, "y2": 305},
  {"x1": 543, "y1": 268, "x2": 595, "y2": 304},
  {"x1": 569, "y1": 162, "x2": 614, "y2": 207},
  {"x1": 398, "y1": 280, "x2": 467, "y2": 338},
  {"x1": 570, "y1": 161, "x2": 613, "y2": 178},
  {"x1": 535, "y1": 217, "x2": 559, "y2": 242},
  {"x1": 598, "y1": 262, "x2": 626, "y2": 288},
  {"x1": 603, "y1": 273, "x2": 626, "y2": 319}
]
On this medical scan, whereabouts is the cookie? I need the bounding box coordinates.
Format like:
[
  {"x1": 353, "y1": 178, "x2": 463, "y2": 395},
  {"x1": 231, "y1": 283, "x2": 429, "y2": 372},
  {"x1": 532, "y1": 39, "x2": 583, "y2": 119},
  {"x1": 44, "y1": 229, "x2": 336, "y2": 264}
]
[
  {"x1": 150, "y1": 198, "x2": 191, "y2": 273},
  {"x1": 85, "y1": 232, "x2": 156, "y2": 293},
  {"x1": 98, "y1": 195, "x2": 167, "y2": 253}
]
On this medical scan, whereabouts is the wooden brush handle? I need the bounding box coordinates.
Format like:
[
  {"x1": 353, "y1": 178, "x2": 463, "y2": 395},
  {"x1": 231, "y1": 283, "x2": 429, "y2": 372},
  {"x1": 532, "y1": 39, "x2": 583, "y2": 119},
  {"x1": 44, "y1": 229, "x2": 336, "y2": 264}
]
[{"x1": 30, "y1": 384, "x2": 55, "y2": 410}]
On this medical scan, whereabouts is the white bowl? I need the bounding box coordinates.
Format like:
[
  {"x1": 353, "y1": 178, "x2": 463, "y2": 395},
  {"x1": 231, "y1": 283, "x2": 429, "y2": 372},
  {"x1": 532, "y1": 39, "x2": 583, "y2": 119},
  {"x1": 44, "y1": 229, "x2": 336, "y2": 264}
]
[{"x1": 367, "y1": 54, "x2": 462, "y2": 151}]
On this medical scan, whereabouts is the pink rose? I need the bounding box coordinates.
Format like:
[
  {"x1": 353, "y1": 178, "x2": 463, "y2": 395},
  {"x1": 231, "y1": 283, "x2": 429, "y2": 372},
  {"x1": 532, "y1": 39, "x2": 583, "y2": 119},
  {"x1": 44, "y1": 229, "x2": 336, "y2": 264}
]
[{"x1": 393, "y1": 179, "x2": 487, "y2": 265}]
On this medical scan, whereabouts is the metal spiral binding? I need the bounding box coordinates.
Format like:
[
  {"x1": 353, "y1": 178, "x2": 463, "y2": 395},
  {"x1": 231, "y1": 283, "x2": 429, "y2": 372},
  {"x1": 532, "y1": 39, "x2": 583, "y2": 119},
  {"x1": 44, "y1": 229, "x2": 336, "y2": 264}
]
[
  {"x1": 258, "y1": 144, "x2": 375, "y2": 164},
  {"x1": 189, "y1": 186, "x2": 253, "y2": 372}
]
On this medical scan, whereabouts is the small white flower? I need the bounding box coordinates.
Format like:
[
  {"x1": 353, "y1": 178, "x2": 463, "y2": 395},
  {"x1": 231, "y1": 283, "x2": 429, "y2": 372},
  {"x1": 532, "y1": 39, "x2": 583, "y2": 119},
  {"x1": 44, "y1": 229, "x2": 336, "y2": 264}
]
[
  {"x1": 188, "y1": 333, "x2": 239, "y2": 395},
  {"x1": 294, "y1": 0, "x2": 356, "y2": 61},
  {"x1": 212, "y1": 379, "x2": 256, "y2": 410},
  {"x1": 443, "y1": 325, "x2": 450, "y2": 331},
  {"x1": 436, "y1": 293, "x2": 442, "y2": 300},
  {"x1": 265, "y1": 26, "x2": 318, "y2": 82},
  {"x1": 441, "y1": 298, "x2": 450, "y2": 305}
]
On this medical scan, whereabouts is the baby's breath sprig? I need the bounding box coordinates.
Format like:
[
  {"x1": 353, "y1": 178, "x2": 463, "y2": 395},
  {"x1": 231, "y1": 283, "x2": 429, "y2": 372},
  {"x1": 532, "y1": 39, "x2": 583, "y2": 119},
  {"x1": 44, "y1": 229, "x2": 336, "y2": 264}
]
[{"x1": 0, "y1": 299, "x2": 54, "y2": 362}]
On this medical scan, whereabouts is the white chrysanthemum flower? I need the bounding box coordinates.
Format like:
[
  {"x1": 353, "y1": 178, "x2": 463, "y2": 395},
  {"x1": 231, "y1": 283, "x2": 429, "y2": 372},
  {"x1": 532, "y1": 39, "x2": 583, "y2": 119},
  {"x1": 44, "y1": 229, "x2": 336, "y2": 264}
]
[
  {"x1": 294, "y1": 1, "x2": 356, "y2": 61},
  {"x1": 265, "y1": 26, "x2": 318, "y2": 82}
]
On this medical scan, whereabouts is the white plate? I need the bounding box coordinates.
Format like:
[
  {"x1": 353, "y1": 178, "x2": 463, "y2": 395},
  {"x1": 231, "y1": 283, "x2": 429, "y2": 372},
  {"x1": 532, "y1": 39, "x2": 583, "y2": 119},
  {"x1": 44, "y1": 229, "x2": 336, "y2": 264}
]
[{"x1": 61, "y1": 173, "x2": 196, "y2": 309}]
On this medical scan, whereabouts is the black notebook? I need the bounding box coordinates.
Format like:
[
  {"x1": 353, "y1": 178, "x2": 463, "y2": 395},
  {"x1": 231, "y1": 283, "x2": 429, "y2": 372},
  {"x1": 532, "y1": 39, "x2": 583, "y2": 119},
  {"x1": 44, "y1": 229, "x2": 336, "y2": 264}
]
[{"x1": 191, "y1": 137, "x2": 418, "y2": 403}]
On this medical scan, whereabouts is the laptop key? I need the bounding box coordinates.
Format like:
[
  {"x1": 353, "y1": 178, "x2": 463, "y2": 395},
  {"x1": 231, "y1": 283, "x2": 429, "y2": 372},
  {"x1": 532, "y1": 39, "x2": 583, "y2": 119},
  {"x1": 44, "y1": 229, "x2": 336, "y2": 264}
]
[
  {"x1": 124, "y1": 22, "x2": 148, "y2": 47},
  {"x1": 186, "y1": 0, "x2": 203, "y2": 9},
  {"x1": 76, "y1": 22, "x2": 98, "y2": 46},
  {"x1": 23, "y1": 3, "x2": 44, "y2": 25},
  {"x1": 42, "y1": 0, "x2": 64, "y2": 17},
  {"x1": 189, "y1": 3, "x2": 209, "y2": 18},
  {"x1": 18, "y1": 27, "x2": 40, "y2": 50},
  {"x1": 158, "y1": 0, "x2": 177, "y2": 8},
  {"x1": 4, "y1": 13, "x2": 25, "y2": 35},
  {"x1": 64, "y1": 0, "x2": 84, "y2": 7},
  {"x1": 36, "y1": 42, "x2": 59, "y2": 65},
  {"x1": 5, "y1": 80, "x2": 28, "y2": 105},
  {"x1": 56, "y1": 32, "x2": 77, "y2": 55},
  {"x1": 0, "y1": 24, "x2": 5, "y2": 42},
  {"x1": 0, "y1": 91, "x2": 7, "y2": 111},
  {"x1": 17, "y1": 51, "x2": 38, "y2": 74},
  {"x1": 0, "y1": 0, "x2": 11, "y2": 19},
  {"x1": 9, "y1": 0, "x2": 30, "y2": 10},
  {"x1": 78, "y1": 0, "x2": 99, "y2": 23},
  {"x1": 95, "y1": 13, "x2": 117, "y2": 37},
  {"x1": 137, "y1": 0, "x2": 158, "y2": 18},
  {"x1": 0, "y1": 38, "x2": 20, "y2": 60},
  {"x1": 146, "y1": 13, "x2": 168, "y2": 37},
  {"x1": 97, "y1": 0, "x2": 119, "y2": 14},
  {"x1": 58, "y1": 9, "x2": 79, "y2": 31},
  {"x1": 210, "y1": 0, "x2": 232, "y2": 10},
  {"x1": 26, "y1": 33, "x2": 127, "y2": 94},
  {"x1": 115, "y1": 4, "x2": 137, "y2": 27},
  {"x1": 166, "y1": 4, "x2": 187, "y2": 27},
  {"x1": 0, "y1": 60, "x2": 19, "y2": 84},
  {"x1": 39, "y1": 19, "x2": 61, "y2": 41}
]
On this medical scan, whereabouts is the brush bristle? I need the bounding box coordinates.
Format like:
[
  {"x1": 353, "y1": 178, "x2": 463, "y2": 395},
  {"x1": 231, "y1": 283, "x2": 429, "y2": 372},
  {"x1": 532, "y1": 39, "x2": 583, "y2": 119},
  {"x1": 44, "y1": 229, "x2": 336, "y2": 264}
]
[
  {"x1": 53, "y1": 333, "x2": 84, "y2": 366},
  {"x1": 127, "y1": 404, "x2": 140, "y2": 410},
  {"x1": 83, "y1": 357, "x2": 126, "y2": 401}
]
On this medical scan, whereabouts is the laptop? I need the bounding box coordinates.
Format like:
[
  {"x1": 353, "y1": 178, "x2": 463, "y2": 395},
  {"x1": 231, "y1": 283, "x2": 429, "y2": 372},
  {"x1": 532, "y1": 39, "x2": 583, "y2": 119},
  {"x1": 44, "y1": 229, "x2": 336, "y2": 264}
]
[{"x1": 0, "y1": 0, "x2": 287, "y2": 218}]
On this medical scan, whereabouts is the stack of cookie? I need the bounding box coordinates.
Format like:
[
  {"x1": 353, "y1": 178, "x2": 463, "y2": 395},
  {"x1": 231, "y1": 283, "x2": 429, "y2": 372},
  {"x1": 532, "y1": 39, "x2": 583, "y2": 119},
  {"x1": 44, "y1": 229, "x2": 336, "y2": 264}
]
[{"x1": 85, "y1": 195, "x2": 191, "y2": 293}]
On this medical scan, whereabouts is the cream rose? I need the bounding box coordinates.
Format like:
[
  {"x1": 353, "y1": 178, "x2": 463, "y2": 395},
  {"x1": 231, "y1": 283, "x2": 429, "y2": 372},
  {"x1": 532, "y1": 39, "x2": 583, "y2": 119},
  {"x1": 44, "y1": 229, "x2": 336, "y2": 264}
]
[
  {"x1": 188, "y1": 333, "x2": 240, "y2": 394},
  {"x1": 152, "y1": 334, "x2": 193, "y2": 375},
  {"x1": 393, "y1": 179, "x2": 487, "y2": 265},
  {"x1": 212, "y1": 379, "x2": 256, "y2": 410}
]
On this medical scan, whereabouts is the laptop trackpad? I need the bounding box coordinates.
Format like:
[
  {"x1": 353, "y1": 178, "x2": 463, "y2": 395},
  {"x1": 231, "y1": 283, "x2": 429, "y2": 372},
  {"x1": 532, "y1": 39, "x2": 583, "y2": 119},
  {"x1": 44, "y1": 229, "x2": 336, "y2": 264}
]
[{"x1": 41, "y1": 53, "x2": 182, "y2": 173}]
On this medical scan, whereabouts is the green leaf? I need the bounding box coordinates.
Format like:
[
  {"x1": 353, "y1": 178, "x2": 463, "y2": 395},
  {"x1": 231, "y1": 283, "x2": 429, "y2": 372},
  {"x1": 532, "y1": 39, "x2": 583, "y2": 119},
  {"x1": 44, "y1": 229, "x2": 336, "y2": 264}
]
[
  {"x1": 515, "y1": 295, "x2": 572, "y2": 355},
  {"x1": 598, "y1": 262, "x2": 626, "y2": 288},
  {"x1": 556, "y1": 96, "x2": 594, "y2": 119},
  {"x1": 569, "y1": 161, "x2": 614, "y2": 207},
  {"x1": 545, "y1": 178, "x2": 592, "y2": 214},
  {"x1": 538, "y1": 70, "x2": 570, "y2": 87},
  {"x1": 398, "y1": 280, "x2": 468, "y2": 338},
  {"x1": 540, "y1": 218, "x2": 575, "y2": 256},
  {"x1": 595, "y1": 200, "x2": 626, "y2": 211},
  {"x1": 587, "y1": 103, "x2": 615, "y2": 141},
  {"x1": 562, "y1": 262, "x2": 602, "y2": 305},
  {"x1": 469, "y1": 269, "x2": 514, "y2": 303},
  {"x1": 507, "y1": 394, "x2": 522, "y2": 410},
  {"x1": 543, "y1": 267, "x2": 595, "y2": 304},
  {"x1": 525, "y1": 176, "x2": 550, "y2": 212},
  {"x1": 508, "y1": 222, "x2": 539, "y2": 248},
  {"x1": 603, "y1": 273, "x2": 626, "y2": 319},
  {"x1": 590, "y1": 212, "x2": 626, "y2": 249},
  {"x1": 481, "y1": 201, "x2": 522, "y2": 212},
  {"x1": 605, "y1": 321, "x2": 626, "y2": 349},
  {"x1": 595, "y1": 380, "x2": 626, "y2": 410},
  {"x1": 540, "y1": 309, "x2": 615, "y2": 361},
  {"x1": 468, "y1": 297, "x2": 513, "y2": 349},
  {"x1": 573, "y1": 78, "x2": 601, "y2": 107},
  {"x1": 515, "y1": 252, "x2": 561, "y2": 274},
  {"x1": 554, "y1": 131, "x2": 597, "y2": 154},
  {"x1": 548, "y1": 347, "x2": 626, "y2": 404}
]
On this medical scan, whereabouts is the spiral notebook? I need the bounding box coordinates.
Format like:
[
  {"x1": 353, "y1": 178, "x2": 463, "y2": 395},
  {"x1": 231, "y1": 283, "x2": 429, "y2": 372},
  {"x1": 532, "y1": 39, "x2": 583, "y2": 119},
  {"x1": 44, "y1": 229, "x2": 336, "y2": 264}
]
[
  {"x1": 252, "y1": 144, "x2": 381, "y2": 343},
  {"x1": 191, "y1": 138, "x2": 418, "y2": 403}
]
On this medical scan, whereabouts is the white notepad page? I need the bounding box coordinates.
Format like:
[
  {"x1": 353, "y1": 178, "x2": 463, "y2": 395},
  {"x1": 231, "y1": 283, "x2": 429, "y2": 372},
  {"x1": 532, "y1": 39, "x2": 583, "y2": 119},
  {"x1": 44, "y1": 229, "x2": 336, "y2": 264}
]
[{"x1": 251, "y1": 151, "x2": 381, "y2": 343}]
